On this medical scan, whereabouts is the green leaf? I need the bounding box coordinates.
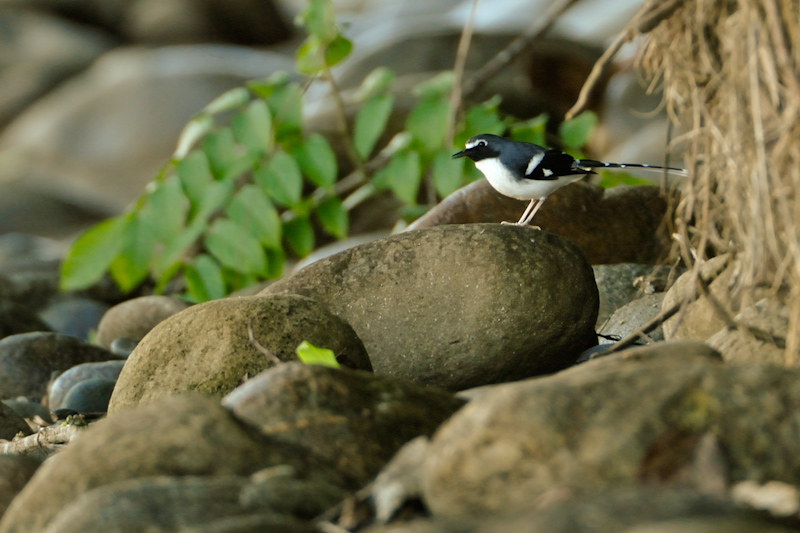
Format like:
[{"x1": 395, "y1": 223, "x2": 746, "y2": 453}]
[
  {"x1": 297, "y1": 0, "x2": 338, "y2": 41},
  {"x1": 413, "y1": 72, "x2": 454, "y2": 98},
  {"x1": 295, "y1": 340, "x2": 340, "y2": 368},
  {"x1": 61, "y1": 217, "x2": 128, "y2": 291},
  {"x1": 354, "y1": 67, "x2": 394, "y2": 101},
  {"x1": 221, "y1": 150, "x2": 261, "y2": 182},
  {"x1": 191, "y1": 180, "x2": 234, "y2": 222},
  {"x1": 109, "y1": 217, "x2": 156, "y2": 293},
  {"x1": 231, "y1": 99, "x2": 273, "y2": 154},
  {"x1": 510, "y1": 114, "x2": 549, "y2": 146},
  {"x1": 400, "y1": 204, "x2": 430, "y2": 221},
  {"x1": 265, "y1": 247, "x2": 286, "y2": 279},
  {"x1": 316, "y1": 196, "x2": 348, "y2": 239},
  {"x1": 597, "y1": 170, "x2": 652, "y2": 188},
  {"x1": 203, "y1": 87, "x2": 251, "y2": 115},
  {"x1": 153, "y1": 217, "x2": 207, "y2": 277},
  {"x1": 185, "y1": 254, "x2": 226, "y2": 302},
  {"x1": 177, "y1": 150, "x2": 214, "y2": 207},
  {"x1": 559, "y1": 110, "x2": 597, "y2": 150},
  {"x1": 373, "y1": 150, "x2": 421, "y2": 205},
  {"x1": 204, "y1": 219, "x2": 267, "y2": 275},
  {"x1": 406, "y1": 96, "x2": 450, "y2": 151},
  {"x1": 225, "y1": 184, "x2": 282, "y2": 249},
  {"x1": 174, "y1": 114, "x2": 213, "y2": 160},
  {"x1": 296, "y1": 33, "x2": 352, "y2": 73},
  {"x1": 144, "y1": 177, "x2": 186, "y2": 243},
  {"x1": 290, "y1": 196, "x2": 314, "y2": 219},
  {"x1": 294, "y1": 133, "x2": 337, "y2": 187},
  {"x1": 431, "y1": 149, "x2": 464, "y2": 197},
  {"x1": 325, "y1": 35, "x2": 352, "y2": 67},
  {"x1": 283, "y1": 217, "x2": 315, "y2": 257},
  {"x1": 455, "y1": 96, "x2": 505, "y2": 146},
  {"x1": 247, "y1": 71, "x2": 291, "y2": 99},
  {"x1": 221, "y1": 267, "x2": 258, "y2": 294},
  {"x1": 255, "y1": 152, "x2": 303, "y2": 207},
  {"x1": 154, "y1": 261, "x2": 184, "y2": 295},
  {"x1": 354, "y1": 94, "x2": 394, "y2": 160},
  {"x1": 202, "y1": 127, "x2": 238, "y2": 179},
  {"x1": 267, "y1": 83, "x2": 303, "y2": 138},
  {"x1": 296, "y1": 36, "x2": 325, "y2": 75}
]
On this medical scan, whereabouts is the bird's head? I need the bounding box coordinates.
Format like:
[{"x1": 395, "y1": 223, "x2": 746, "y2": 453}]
[{"x1": 452, "y1": 134, "x2": 503, "y2": 162}]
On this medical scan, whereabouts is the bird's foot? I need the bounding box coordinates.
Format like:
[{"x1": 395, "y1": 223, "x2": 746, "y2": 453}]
[{"x1": 500, "y1": 221, "x2": 541, "y2": 230}]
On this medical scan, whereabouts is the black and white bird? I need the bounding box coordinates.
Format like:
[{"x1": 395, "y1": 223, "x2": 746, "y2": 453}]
[{"x1": 452, "y1": 134, "x2": 686, "y2": 226}]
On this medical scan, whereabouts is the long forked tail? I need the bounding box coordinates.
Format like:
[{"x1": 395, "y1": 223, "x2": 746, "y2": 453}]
[{"x1": 577, "y1": 159, "x2": 687, "y2": 177}]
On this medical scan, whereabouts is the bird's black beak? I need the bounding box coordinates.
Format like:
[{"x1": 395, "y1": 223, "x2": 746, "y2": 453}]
[{"x1": 452, "y1": 148, "x2": 470, "y2": 159}]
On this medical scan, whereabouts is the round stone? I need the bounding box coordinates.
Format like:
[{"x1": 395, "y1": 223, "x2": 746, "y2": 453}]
[{"x1": 262, "y1": 224, "x2": 599, "y2": 391}]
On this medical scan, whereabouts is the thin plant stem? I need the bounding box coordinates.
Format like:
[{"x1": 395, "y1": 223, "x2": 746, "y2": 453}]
[
  {"x1": 462, "y1": 0, "x2": 581, "y2": 100},
  {"x1": 447, "y1": 0, "x2": 480, "y2": 146}
]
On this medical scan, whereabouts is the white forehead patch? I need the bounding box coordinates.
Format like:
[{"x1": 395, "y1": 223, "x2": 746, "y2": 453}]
[
  {"x1": 465, "y1": 138, "x2": 486, "y2": 149},
  {"x1": 526, "y1": 153, "x2": 545, "y2": 176}
]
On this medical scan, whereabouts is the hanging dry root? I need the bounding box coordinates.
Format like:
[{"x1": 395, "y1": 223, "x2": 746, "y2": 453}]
[{"x1": 635, "y1": 0, "x2": 800, "y2": 363}]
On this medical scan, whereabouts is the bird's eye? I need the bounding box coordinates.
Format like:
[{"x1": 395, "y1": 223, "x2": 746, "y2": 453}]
[{"x1": 477, "y1": 140, "x2": 487, "y2": 147}]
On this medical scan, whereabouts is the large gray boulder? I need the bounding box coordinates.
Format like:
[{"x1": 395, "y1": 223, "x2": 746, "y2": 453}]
[{"x1": 263, "y1": 224, "x2": 599, "y2": 391}]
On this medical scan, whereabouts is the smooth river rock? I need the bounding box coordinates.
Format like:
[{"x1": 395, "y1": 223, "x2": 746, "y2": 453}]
[
  {"x1": 262, "y1": 224, "x2": 599, "y2": 391},
  {"x1": 408, "y1": 181, "x2": 672, "y2": 265},
  {"x1": 0, "y1": 332, "x2": 120, "y2": 399},
  {"x1": 420, "y1": 340, "x2": 800, "y2": 517},
  {"x1": 0, "y1": 394, "x2": 344, "y2": 533},
  {"x1": 0, "y1": 300, "x2": 52, "y2": 341},
  {"x1": 95, "y1": 295, "x2": 190, "y2": 349},
  {"x1": 108, "y1": 294, "x2": 370, "y2": 412},
  {"x1": 223, "y1": 362, "x2": 465, "y2": 487},
  {"x1": 47, "y1": 360, "x2": 126, "y2": 410}
]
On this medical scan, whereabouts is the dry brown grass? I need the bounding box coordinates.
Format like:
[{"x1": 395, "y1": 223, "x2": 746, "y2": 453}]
[{"x1": 635, "y1": 0, "x2": 800, "y2": 363}]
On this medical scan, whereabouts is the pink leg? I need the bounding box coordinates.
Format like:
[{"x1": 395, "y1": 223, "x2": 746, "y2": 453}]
[
  {"x1": 520, "y1": 196, "x2": 547, "y2": 226},
  {"x1": 515, "y1": 199, "x2": 539, "y2": 225}
]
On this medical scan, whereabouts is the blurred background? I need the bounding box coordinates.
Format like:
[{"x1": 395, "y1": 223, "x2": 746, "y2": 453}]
[{"x1": 0, "y1": 0, "x2": 672, "y2": 270}]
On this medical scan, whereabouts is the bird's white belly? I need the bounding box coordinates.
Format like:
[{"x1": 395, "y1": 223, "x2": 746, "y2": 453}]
[{"x1": 475, "y1": 158, "x2": 582, "y2": 200}]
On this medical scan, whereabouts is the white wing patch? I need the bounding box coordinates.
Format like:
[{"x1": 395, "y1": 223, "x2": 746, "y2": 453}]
[
  {"x1": 525, "y1": 153, "x2": 544, "y2": 176},
  {"x1": 542, "y1": 168, "x2": 553, "y2": 177}
]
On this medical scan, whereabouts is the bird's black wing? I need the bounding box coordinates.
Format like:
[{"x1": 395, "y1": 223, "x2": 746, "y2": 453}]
[{"x1": 525, "y1": 150, "x2": 594, "y2": 180}]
